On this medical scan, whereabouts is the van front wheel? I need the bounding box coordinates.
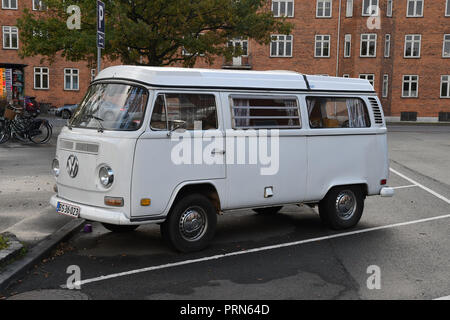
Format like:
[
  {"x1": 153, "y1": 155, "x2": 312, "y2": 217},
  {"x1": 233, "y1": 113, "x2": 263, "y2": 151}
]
[
  {"x1": 318, "y1": 186, "x2": 364, "y2": 230},
  {"x1": 161, "y1": 194, "x2": 217, "y2": 253}
]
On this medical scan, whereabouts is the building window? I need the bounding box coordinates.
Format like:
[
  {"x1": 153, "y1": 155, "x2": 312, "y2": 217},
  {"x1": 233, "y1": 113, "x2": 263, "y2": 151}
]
[
  {"x1": 64, "y1": 69, "x2": 79, "y2": 91},
  {"x1": 343, "y1": 74, "x2": 350, "y2": 78},
  {"x1": 441, "y1": 76, "x2": 450, "y2": 98},
  {"x1": 384, "y1": 34, "x2": 391, "y2": 57},
  {"x1": 443, "y1": 34, "x2": 450, "y2": 57},
  {"x1": 387, "y1": 0, "x2": 393, "y2": 17},
  {"x1": 2, "y1": 0, "x2": 17, "y2": 9},
  {"x1": 360, "y1": 34, "x2": 377, "y2": 57},
  {"x1": 91, "y1": 69, "x2": 96, "y2": 82},
  {"x1": 446, "y1": 0, "x2": 450, "y2": 16},
  {"x1": 2, "y1": 26, "x2": 19, "y2": 49},
  {"x1": 362, "y1": 0, "x2": 379, "y2": 16},
  {"x1": 404, "y1": 34, "x2": 421, "y2": 58},
  {"x1": 382, "y1": 75, "x2": 389, "y2": 97},
  {"x1": 346, "y1": 0, "x2": 353, "y2": 17},
  {"x1": 32, "y1": 0, "x2": 47, "y2": 11},
  {"x1": 316, "y1": 0, "x2": 332, "y2": 18},
  {"x1": 344, "y1": 34, "x2": 351, "y2": 57},
  {"x1": 359, "y1": 74, "x2": 375, "y2": 87},
  {"x1": 315, "y1": 35, "x2": 330, "y2": 57},
  {"x1": 272, "y1": 1, "x2": 294, "y2": 17},
  {"x1": 270, "y1": 35, "x2": 293, "y2": 57},
  {"x1": 407, "y1": 0, "x2": 423, "y2": 17},
  {"x1": 34, "y1": 67, "x2": 49, "y2": 90},
  {"x1": 402, "y1": 75, "x2": 419, "y2": 97}
]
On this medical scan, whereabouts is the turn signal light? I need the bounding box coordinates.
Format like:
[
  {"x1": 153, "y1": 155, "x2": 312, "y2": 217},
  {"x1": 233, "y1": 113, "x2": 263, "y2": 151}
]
[
  {"x1": 140, "y1": 198, "x2": 151, "y2": 206},
  {"x1": 104, "y1": 196, "x2": 124, "y2": 207}
]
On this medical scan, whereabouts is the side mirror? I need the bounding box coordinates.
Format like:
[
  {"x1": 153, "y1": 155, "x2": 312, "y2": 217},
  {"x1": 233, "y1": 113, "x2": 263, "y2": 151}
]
[{"x1": 167, "y1": 119, "x2": 186, "y2": 137}]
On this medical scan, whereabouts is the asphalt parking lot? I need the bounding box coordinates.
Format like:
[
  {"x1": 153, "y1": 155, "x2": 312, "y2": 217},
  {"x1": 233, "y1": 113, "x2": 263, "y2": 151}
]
[{"x1": 1, "y1": 125, "x2": 449, "y2": 300}]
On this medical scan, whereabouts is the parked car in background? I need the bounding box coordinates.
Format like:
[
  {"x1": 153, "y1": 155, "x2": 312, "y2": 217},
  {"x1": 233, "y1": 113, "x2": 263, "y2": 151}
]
[{"x1": 55, "y1": 104, "x2": 78, "y2": 119}]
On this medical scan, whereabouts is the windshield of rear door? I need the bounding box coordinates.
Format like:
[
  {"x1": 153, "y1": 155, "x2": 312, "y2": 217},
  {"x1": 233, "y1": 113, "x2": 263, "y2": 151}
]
[{"x1": 69, "y1": 83, "x2": 149, "y2": 131}]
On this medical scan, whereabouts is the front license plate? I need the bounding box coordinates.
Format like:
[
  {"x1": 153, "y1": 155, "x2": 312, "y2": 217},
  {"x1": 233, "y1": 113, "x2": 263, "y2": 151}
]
[{"x1": 56, "y1": 202, "x2": 80, "y2": 218}]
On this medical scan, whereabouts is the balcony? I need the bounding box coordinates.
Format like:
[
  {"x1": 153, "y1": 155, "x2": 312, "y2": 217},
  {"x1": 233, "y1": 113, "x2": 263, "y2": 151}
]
[{"x1": 222, "y1": 55, "x2": 252, "y2": 70}]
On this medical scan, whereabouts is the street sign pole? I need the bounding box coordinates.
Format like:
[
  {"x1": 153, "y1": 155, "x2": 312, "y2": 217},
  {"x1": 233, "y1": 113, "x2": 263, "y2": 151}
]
[{"x1": 97, "y1": 0, "x2": 105, "y2": 75}]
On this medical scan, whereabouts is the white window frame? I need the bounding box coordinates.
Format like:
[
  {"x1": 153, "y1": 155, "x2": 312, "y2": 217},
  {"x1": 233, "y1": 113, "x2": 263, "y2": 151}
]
[
  {"x1": 360, "y1": 34, "x2": 377, "y2": 57},
  {"x1": 344, "y1": 34, "x2": 351, "y2": 58},
  {"x1": 32, "y1": 0, "x2": 47, "y2": 11},
  {"x1": 387, "y1": 0, "x2": 393, "y2": 17},
  {"x1": 406, "y1": 0, "x2": 424, "y2": 17},
  {"x1": 270, "y1": 35, "x2": 293, "y2": 58},
  {"x1": 272, "y1": 1, "x2": 295, "y2": 18},
  {"x1": 2, "y1": 26, "x2": 19, "y2": 49},
  {"x1": 316, "y1": 0, "x2": 332, "y2": 18},
  {"x1": 346, "y1": 0, "x2": 353, "y2": 17},
  {"x1": 359, "y1": 74, "x2": 375, "y2": 87},
  {"x1": 384, "y1": 34, "x2": 391, "y2": 57},
  {"x1": 34, "y1": 67, "x2": 50, "y2": 90},
  {"x1": 343, "y1": 74, "x2": 350, "y2": 78},
  {"x1": 315, "y1": 35, "x2": 331, "y2": 58},
  {"x1": 443, "y1": 34, "x2": 450, "y2": 58},
  {"x1": 402, "y1": 75, "x2": 419, "y2": 98},
  {"x1": 362, "y1": 0, "x2": 379, "y2": 16},
  {"x1": 91, "y1": 69, "x2": 96, "y2": 82},
  {"x1": 64, "y1": 68, "x2": 79, "y2": 91},
  {"x1": 441, "y1": 75, "x2": 450, "y2": 98},
  {"x1": 404, "y1": 34, "x2": 421, "y2": 58},
  {"x1": 2, "y1": 0, "x2": 17, "y2": 9},
  {"x1": 382, "y1": 74, "x2": 389, "y2": 97},
  {"x1": 446, "y1": 0, "x2": 450, "y2": 16}
]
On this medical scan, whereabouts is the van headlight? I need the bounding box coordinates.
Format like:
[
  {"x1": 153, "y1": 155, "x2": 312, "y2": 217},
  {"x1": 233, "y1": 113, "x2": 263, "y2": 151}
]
[
  {"x1": 99, "y1": 166, "x2": 114, "y2": 187},
  {"x1": 52, "y1": 159, "x2": 60, "y2": 177}
]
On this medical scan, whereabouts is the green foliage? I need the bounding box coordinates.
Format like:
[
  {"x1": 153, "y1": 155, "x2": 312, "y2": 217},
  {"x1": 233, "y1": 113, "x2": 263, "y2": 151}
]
[
  {"x1": 0, "y1": 235, "x2": 8, "y2": 250},
  {"x1": 17, "y1": 0, "x2": 293, "y2": 66}
]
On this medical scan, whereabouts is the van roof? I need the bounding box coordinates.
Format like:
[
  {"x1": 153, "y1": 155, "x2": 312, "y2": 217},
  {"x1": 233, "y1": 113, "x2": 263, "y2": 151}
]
[{"x1": 96, "y1": 66, "x2": 375, "y2": 93}]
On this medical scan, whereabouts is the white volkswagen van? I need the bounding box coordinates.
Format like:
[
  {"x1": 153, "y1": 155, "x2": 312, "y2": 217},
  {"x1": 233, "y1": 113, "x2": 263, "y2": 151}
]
[{"x1": 50, "y1": 66, "x2": 394, "y2": 252}]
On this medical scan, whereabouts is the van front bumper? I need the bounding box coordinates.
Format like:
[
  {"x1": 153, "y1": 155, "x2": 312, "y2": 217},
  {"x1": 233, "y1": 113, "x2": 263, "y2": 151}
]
[{"x1": 50, "y1": 194, "x2": 138, "y2": 225}]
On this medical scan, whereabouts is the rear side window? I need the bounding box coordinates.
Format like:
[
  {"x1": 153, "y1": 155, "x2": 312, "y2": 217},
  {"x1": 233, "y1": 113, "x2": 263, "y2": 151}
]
[
  {"x1": 150, "y1": 93, "x2": 218, "y2": 130},
  {"x1": 230, "y1": 95, "x2": 301, "y2": 129},
  {"x1": 307, "y1": 97, "x2": 371, "y2": 128}
]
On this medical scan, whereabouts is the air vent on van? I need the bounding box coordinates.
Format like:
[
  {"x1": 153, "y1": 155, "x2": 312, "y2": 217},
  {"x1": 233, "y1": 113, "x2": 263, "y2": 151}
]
[
  {"x1": 368, "y1": 97, "x2": 383, "y2": 125},
  {"x1": 59, "y1": 139, "x2": 99, "y2": 154}
]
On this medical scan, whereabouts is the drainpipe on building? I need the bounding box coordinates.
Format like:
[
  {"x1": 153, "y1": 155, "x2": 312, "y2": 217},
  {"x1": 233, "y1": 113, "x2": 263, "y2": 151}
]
[{"x1": 336, "y1": 0, "x2": 342, "y2": 77}]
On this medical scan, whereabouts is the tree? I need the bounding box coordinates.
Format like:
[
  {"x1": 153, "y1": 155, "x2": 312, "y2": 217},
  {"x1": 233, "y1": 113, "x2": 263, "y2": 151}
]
[{"x1": 18, "y1": 0, "x2": 293, "y2": 67}]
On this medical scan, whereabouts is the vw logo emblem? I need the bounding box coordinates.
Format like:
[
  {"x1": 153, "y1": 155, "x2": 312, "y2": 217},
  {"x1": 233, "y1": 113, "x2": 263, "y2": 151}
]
[{"x1": 66, "y1": 155, "x2": 79, "y2": 178}]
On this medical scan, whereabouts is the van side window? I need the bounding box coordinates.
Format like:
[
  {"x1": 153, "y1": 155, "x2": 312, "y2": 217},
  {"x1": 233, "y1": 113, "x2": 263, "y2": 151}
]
[
  {"x1": 307, "y1": 97, "x2": 371, "y2": 128},
  {"x1": 230, "y1": 95, "x2": 301, "y2": 129},
  {"x1": 150, "y1": 93, "x2": 218, "y2": 130}
]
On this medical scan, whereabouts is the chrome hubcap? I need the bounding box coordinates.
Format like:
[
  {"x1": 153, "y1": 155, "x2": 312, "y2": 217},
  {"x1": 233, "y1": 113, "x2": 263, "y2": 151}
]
[
  {"x1": 335, "y1": 190, "x2": 357, "y2": 220},
  {"x1": 179, "y1": 206, "x2": 207, "y2": 241}
]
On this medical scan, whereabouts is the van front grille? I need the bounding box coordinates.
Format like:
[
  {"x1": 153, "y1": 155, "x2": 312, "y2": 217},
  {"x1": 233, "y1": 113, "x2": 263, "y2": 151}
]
[
  {"x1": 59, "y1": 139, "x2": 99, "y2": 154},
  {"x1": 368, "y1": 97, "x2": 384, "y2": 125}
]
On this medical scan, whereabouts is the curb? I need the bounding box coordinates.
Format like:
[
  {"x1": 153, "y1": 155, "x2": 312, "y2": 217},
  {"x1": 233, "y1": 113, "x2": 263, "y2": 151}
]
[
  {"x1": 387, "y1": 122, "x2": 450, "y2": 126},
  {"x1": 0, "y1": 219, "x2": 85, "y2": 293},
  {"x1": 0, "y1": 233, "x2": 24, "y2": 267}
]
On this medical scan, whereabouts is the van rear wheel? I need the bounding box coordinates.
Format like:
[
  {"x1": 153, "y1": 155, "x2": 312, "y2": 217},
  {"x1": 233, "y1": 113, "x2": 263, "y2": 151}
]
[
  {"x1": 253, "y1": 206, "x2": 283, "y2": 215},
  {"x1": 318, "y1": 186, "x2": 364, "y2": 230},
  {"x1": 161, "y1": 193, "x2": 217, "y2": 253},
  {"x1": 102, "y1": 223, "x2": 139, "y2": 233}
]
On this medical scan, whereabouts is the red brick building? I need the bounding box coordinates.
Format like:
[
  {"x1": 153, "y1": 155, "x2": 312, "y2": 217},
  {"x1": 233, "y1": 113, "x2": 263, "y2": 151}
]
[{"x1": 1, "y1": 0, "x2": 450, "y2": 121}]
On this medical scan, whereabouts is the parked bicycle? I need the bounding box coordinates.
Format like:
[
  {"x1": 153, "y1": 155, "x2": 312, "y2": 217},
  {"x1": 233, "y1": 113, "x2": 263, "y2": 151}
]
[{"x1": 0, "y1": 104, "x2": 52, "y2": 144}]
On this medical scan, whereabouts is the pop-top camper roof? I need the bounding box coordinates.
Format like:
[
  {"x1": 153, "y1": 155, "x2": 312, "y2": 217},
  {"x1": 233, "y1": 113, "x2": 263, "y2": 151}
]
[{"x1": 95, "y1": 66, "x2": 375, "y2": 93}]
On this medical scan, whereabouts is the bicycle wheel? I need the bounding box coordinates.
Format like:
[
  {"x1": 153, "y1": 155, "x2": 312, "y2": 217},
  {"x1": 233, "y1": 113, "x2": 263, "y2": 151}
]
[
  {"x1": 29, "y1": 121, "x2": 52, "y2": 144},
  {"x1": 0, "y1": 120, "x2": 11, "y2": 144}
]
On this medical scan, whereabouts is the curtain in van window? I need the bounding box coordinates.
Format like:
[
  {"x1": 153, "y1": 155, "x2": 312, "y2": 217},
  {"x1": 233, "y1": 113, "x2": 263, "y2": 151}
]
[
  {"x1": 307, "y1": 98, "x2": 316, "y2": 116},
  {"x1": 347, "y1": 98, "x2": 368, "y2": 128},
  {"x1": 233, "y1": 99, "x2": 250, "y2": 127}
]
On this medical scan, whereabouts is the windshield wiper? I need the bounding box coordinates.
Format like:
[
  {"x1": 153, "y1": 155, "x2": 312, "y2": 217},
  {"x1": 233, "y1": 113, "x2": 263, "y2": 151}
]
[{"x1": 84, "y1": 114, "x2": 105, "y2": 133}]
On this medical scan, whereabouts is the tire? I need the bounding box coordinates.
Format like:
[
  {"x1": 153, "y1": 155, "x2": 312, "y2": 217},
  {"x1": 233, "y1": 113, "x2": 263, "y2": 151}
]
[
  {"x1": 253, "y1": 206, "x2": 283, "y2": 215},
  {"x1": 29, "y1": 121, "x2": 52, "y2": 144},
  {"x1": 62, "y1": 110, "x2": 71, "y2": 119},
  {"x1": 160, "y1": 193, "x2": 217, "y2": 253},
  {"x1": 102, "y1": 223, "x2": 139, "y2": 233},
  {"x1": 318, "y1": 186, "x2": 364, "y2": 230},
  {"x1": 0, "y1": 120, "x2": 11, "y2": 144}
]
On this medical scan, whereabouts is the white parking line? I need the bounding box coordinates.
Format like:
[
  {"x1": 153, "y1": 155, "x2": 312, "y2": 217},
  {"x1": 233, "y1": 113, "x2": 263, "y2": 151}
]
[
  {"x1": 392, "y1": 185, "x2": 417, "y2": 190},
  {"x1": 390, "y1": 168, "x2": 450, "y2": 205},
  {"x1": 65, "y1": 213, "x2": 450, "y2": 288}
]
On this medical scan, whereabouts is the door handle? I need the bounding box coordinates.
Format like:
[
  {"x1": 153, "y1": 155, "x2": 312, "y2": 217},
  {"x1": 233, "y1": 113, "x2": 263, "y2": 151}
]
[{"x1": 211, "y1": 149, "x2": 226, "y2": 155}]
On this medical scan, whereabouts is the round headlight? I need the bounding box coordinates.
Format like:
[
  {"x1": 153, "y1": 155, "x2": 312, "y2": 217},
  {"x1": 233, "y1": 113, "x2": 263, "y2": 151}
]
[
  {"x1": 99, "y1": 166, "x2": 114, "y2": 187},
  {"x1": 52, "y1": 159, "x2": 60, "y2": 177}
]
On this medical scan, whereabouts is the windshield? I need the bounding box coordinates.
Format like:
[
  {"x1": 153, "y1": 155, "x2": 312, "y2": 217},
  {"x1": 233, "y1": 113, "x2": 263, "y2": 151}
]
[{"x1": 69, "y1": 83, "x2": 149, "y2": 131}]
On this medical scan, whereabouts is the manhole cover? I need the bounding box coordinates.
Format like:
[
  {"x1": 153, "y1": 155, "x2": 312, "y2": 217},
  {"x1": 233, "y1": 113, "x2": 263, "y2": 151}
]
[{"x1": 8, "y1": 289, "x2": 89, "y2": 300}]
